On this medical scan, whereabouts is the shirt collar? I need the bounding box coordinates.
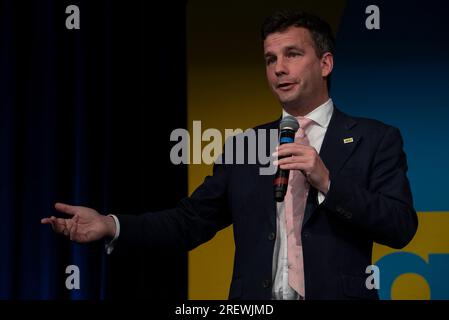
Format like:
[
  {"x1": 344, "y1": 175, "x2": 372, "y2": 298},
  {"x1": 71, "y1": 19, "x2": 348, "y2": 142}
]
[{"x1": 282, "y1": 98, "x2": 334, "y2": 128}]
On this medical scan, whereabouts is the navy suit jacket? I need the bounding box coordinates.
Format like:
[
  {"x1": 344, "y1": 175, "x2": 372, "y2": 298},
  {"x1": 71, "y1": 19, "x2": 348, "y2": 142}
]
[{"x1": 117, "y1": 107, "x2": 418, "y2": 300}]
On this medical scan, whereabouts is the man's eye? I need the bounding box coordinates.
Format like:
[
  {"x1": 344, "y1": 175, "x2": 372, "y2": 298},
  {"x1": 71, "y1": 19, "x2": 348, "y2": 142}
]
[
  {"x1": 266, "y1": 57, "x2": 276, "y2": 65},
  {"x1": 287, "y1": 52, "x2": 301, "y2": 57}
]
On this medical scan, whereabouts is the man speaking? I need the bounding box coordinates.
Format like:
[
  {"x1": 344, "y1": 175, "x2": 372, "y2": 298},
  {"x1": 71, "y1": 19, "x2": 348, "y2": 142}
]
[{"x1": 42, "y1": 10, "x2": 418, "y2": 300}]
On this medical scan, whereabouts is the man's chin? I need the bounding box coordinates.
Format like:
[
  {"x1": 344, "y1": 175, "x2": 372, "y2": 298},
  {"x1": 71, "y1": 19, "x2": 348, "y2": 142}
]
[{"x1": 278, "y1": 95, "x2": 299, "y2": 106}]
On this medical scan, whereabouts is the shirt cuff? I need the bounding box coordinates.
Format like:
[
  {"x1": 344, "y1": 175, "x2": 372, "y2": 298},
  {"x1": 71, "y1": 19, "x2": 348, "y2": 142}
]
[
  {"x1": 317, "y1": 180, "x2": 331, "y2": 205},
  {"x1": 104, "y1": 214, "x2": 120, "y2": 255}
]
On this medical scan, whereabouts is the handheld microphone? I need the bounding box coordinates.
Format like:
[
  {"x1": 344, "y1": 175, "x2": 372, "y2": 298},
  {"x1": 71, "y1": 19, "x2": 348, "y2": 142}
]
[{"x1": 274, "y1": 116, "x2": 299, "y2": 202}]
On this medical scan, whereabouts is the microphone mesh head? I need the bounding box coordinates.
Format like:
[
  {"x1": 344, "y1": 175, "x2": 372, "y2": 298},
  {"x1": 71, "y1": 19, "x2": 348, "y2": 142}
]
[{"x1": 280, "y1": 115, "x2": 299, "y2": 132}]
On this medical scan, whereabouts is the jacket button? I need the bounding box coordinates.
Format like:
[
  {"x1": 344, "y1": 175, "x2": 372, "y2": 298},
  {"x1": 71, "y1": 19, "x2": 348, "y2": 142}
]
[
  {"x1": 303, "y1": 232, "x2": 310, "y2": 239},
  {"x1": 336, "y1": 206, "x2": 344, "y2": 214},
  {"x1": 268, "y1": 232, "x2": 276, "y2": 241},
  {"x1": 345, "y1": 212, "x2": 353, "y2": 219},
  {"x1": 262, "y1": 280, "x2": 271, "y2": 288}
]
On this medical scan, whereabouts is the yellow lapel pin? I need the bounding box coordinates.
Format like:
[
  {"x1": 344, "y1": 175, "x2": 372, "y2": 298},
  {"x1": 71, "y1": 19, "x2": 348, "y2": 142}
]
[{"x1": 343, "y1": 137, "x2": 354, "y2": 144}]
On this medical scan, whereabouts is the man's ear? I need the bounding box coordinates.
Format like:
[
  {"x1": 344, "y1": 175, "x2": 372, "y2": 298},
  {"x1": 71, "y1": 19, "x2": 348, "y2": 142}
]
[{"x1": 320, "y1": 52, "x2": 334, "y2": 78}]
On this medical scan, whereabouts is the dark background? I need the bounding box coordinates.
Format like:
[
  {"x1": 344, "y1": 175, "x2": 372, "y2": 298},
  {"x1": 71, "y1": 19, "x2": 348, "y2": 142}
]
[{"x1": 0, "y1": 0, "x2": 188, "y2": 299}]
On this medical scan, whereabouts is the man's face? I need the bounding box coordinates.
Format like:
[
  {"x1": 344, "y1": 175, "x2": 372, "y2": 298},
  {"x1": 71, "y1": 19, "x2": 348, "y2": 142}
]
[{"x1": 264, "y1": 26, "x2": 330, "y2": 109}]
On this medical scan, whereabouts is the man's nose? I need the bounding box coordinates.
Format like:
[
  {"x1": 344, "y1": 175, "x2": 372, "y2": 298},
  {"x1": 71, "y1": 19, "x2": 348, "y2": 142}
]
[{"x1": 274, "y1": 58, "x2": 288, "y2": 77}]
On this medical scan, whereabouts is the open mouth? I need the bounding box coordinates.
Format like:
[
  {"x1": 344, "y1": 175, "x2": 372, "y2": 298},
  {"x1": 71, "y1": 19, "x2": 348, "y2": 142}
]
[{"x1": 277, "y1": 83, "x2": 296, "y2": 90}]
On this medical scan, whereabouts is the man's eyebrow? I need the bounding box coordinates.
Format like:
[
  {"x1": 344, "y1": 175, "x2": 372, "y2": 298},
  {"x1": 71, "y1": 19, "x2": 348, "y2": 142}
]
[
  {"x1": 284, "y1": 45, "x2": 302, "y2": 51},
  {"x1": 264, "y1": 45, "x2": 303, "y2": 57}
]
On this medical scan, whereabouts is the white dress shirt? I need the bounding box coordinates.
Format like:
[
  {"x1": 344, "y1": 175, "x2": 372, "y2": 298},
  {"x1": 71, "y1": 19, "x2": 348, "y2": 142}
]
[{"x1": 272, "y1": 98, "x2": 334, "y2": 300}]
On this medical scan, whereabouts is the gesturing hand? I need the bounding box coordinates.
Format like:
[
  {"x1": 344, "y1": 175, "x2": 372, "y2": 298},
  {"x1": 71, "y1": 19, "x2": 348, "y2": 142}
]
[{"x1": 41, "y1": 203, "x2": 116, "y2": 243}]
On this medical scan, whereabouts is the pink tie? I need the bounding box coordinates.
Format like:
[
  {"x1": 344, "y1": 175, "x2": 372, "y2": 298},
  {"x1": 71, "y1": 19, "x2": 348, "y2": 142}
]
[{"x1": 285, "y1": 117, "x2": 313, "y2": 298}]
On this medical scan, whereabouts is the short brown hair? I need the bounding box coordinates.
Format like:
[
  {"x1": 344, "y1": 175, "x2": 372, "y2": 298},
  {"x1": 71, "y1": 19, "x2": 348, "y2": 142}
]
[{"x1": 261, "y1": 10, "x2": 335, "y2": 58}]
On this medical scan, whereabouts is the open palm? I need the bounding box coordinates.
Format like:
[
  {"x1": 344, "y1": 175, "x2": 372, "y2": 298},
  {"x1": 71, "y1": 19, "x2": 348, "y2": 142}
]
[{"x1": 41, "y1": 203, "x2": 114, "y2": 243}]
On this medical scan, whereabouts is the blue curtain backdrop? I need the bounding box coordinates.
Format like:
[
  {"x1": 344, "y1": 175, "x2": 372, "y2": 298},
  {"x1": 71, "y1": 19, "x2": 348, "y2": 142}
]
[{"x1": 0, "y1": 0, "x2": 188, "y2": 299}]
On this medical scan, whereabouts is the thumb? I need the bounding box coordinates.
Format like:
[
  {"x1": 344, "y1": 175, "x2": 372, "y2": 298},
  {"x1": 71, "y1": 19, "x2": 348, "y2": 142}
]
[{"x1": 54, "y1": 202, "x2": 77, "y2": 216}]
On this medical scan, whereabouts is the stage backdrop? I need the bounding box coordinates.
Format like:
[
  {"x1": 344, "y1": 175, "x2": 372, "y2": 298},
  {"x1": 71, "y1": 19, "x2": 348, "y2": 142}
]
[
  {"x1": 187, "y1": 0, "x2": 449, "y2": 300},
  {"x1": 0, "y1": 0, "x2": 188, "y2": 300}
]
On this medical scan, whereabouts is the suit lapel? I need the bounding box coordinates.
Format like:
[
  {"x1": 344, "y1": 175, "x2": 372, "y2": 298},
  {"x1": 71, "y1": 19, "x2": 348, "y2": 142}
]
[
  {"x1": 302, "y1": 108, "x2": 362, "y2": 226},
  {"x1": 319, "y1": 108, "x2": 361, "y2": 179}
]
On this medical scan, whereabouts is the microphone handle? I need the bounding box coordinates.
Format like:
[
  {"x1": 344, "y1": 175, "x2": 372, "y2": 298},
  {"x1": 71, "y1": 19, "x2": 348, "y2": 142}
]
[
  {"x1": 273, "y1": 128, "x2": 296, "y2": 202},
  {"x1": 274, "y1": 165, "x2": 290, "y2": 202}
]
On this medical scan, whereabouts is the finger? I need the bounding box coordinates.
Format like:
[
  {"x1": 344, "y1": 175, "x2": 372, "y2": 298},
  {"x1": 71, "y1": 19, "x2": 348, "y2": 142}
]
[
  {"x1": 41, "y1": 215, "x2": 57, "y2": 223},
  {"x1": 52, "y1": 217, "x2": 69, "y2": 234},
  {"x1": 66, "y1": 220, "x2": 74, "y2": 237},
  {"x1": 280, "y1": 163, "x2": 306, "y2": 171},
  {"x1": 63, "y1": 220, "x2": 70, "y2": 237},
  {"x1": 276, "y1": 156, "x2": 308, "y2": 166},
  {"x1": 41, "y1": 217, "x2": 54, "y2": 224},
  {"x1": 276, "y1": 145, "x2": 309, "y2": 157},
  {"x1": 69, "y1": 216, "x2": 79, "y2": 241},
  {"x1": 54, "y1": 202, "x2": 77, "y2": 216},
  {"x1": 47, "y1": 216, "x2": 58, "y2": 230},
  {"x1": 277, "y1": 142, "x2": 308, "y2": 149}
]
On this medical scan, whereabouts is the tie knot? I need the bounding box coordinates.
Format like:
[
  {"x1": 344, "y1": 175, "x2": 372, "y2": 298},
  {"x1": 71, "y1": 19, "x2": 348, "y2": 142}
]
[
  {"x1": 295, "y1": 117, "x2": 313, "y2": 142},
  {"x1": 297, "y1": 117, "x2": 313, "y2": 131}
]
